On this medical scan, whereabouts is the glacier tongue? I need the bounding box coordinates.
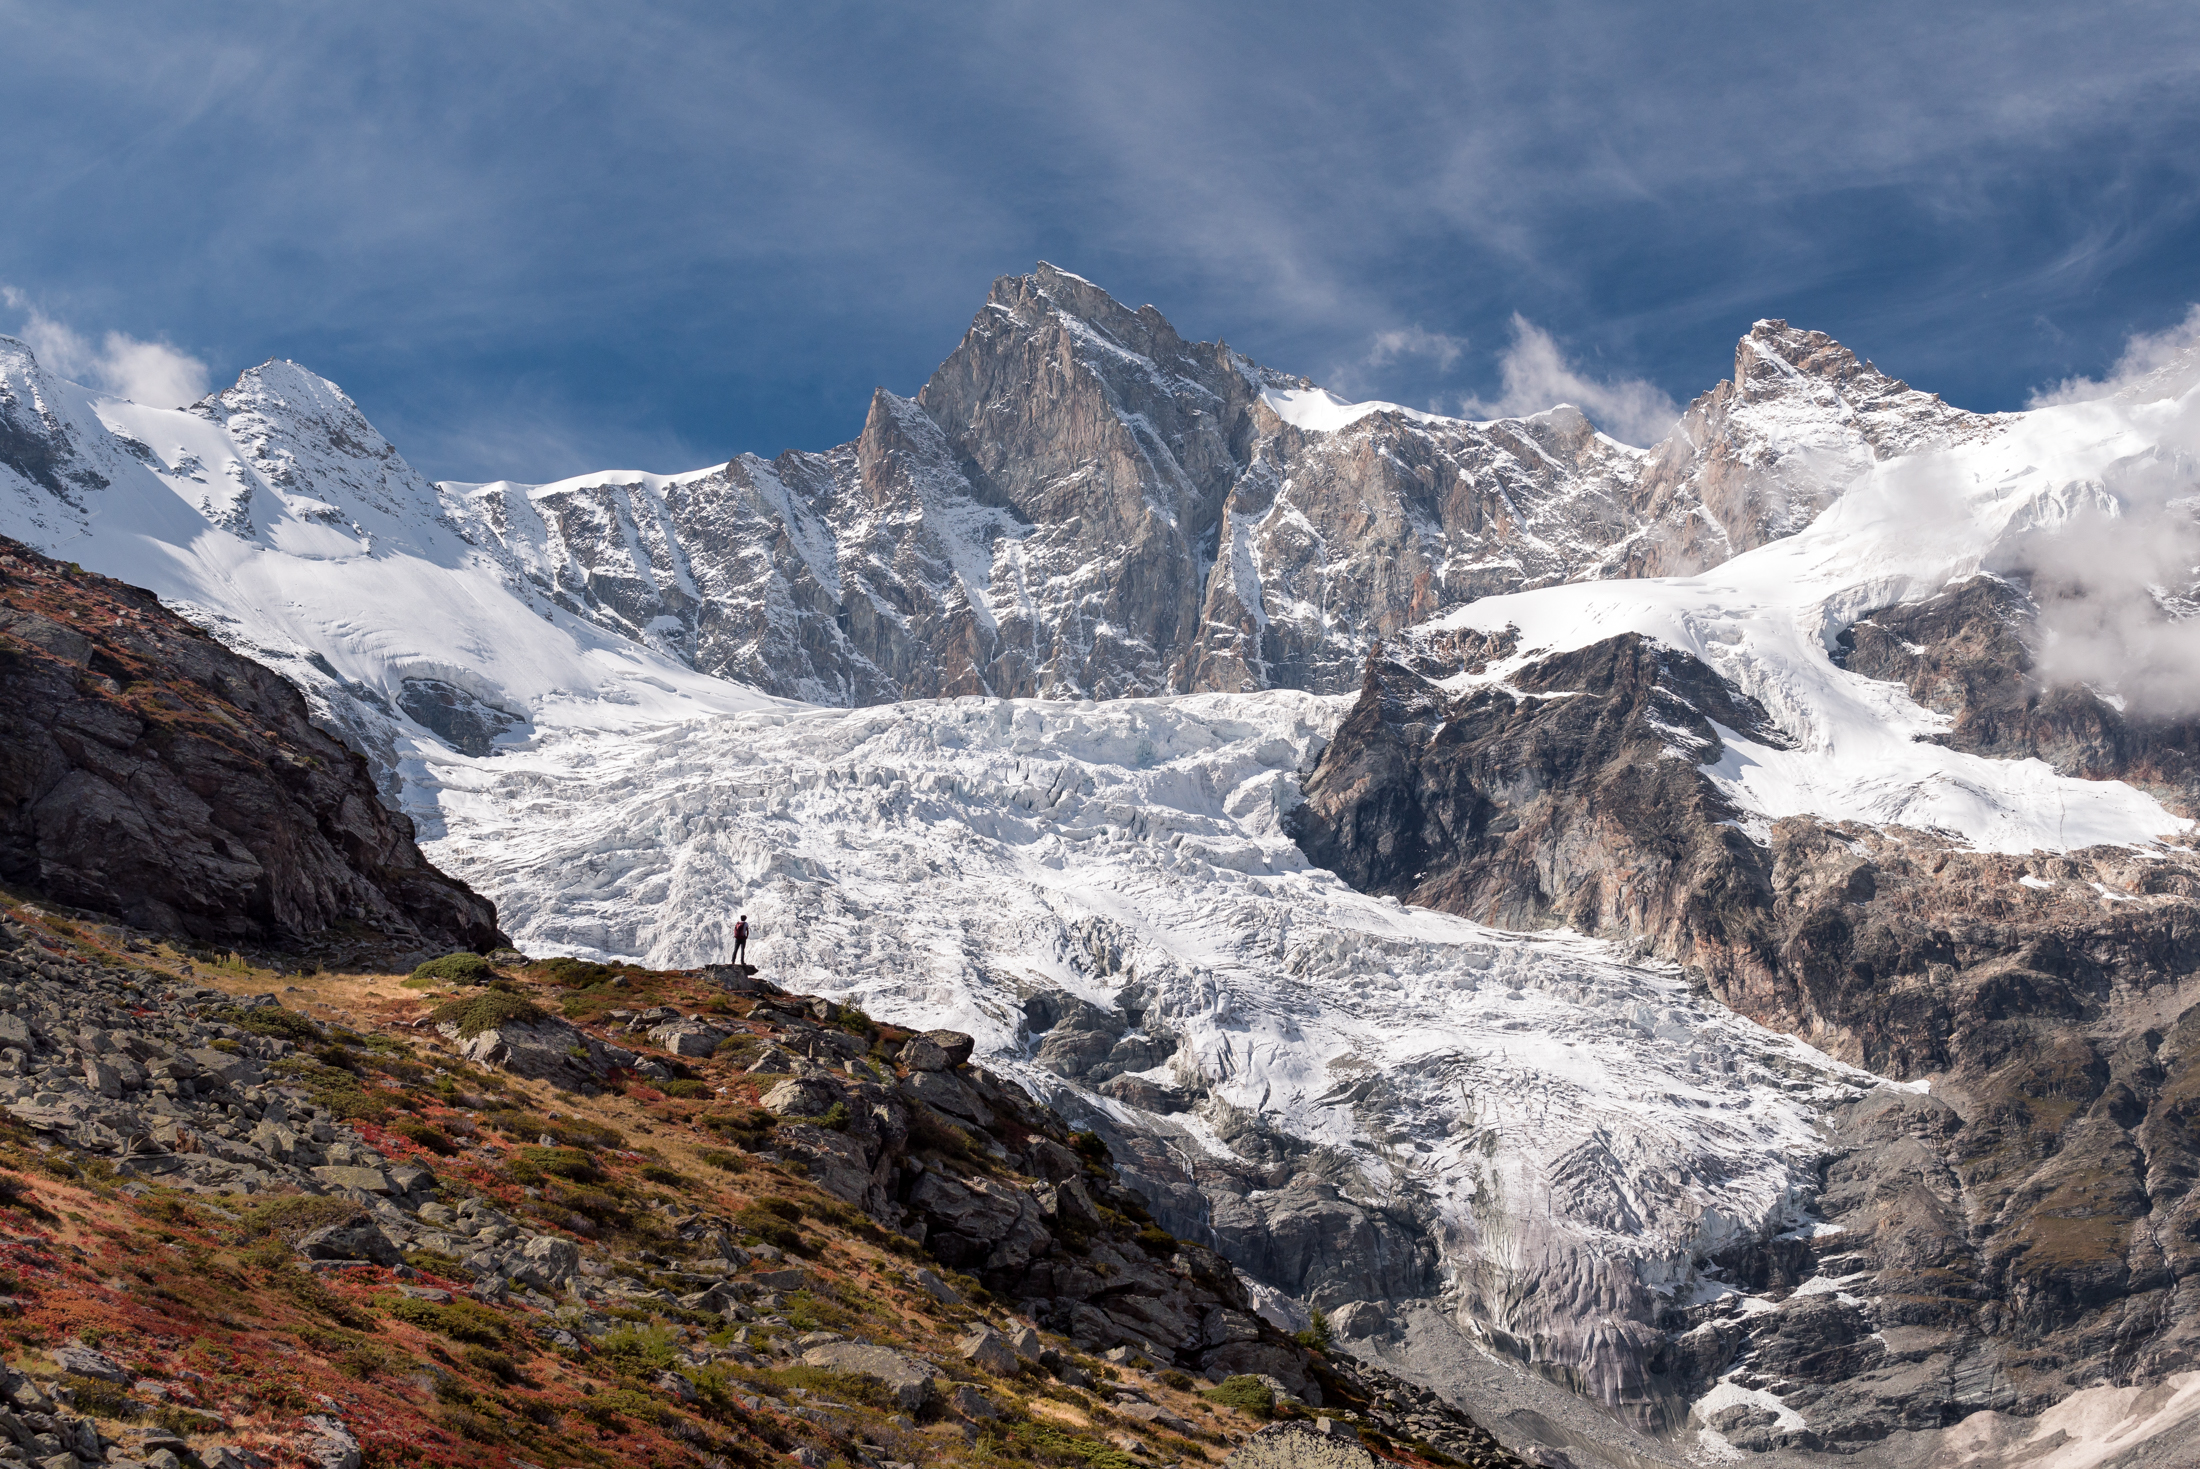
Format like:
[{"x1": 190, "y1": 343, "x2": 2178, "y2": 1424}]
[{"x1": 420, "y1": 685, "x2": 1888, "y2": 1404}]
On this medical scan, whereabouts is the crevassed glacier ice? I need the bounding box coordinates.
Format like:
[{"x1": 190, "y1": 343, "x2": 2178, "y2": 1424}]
[{"x1": 420, "y1": 687, "x2": 1887, "y2": 1397}]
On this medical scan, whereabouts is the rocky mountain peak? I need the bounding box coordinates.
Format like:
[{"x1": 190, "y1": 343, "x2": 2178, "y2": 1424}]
[
  {"x1": 190, "y1": 357, "x2": 432, "y2": 524},
  {"x1": 0, "y1": 335, "x2": 109, "y2": 505}
]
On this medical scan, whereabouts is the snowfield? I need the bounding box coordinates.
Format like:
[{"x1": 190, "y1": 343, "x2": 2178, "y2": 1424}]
[{"x1": 1424, "y1": 381, "x2": 2200, "y2": 854}]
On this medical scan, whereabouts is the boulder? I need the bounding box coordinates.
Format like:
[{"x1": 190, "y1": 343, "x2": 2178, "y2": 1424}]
[
  {"x1": 1225, "y1": 1423, "x2": 1377, "y2": 1469},
  {"x1": 950, "y1": 1384, "x2": 1000, "y2": 1420},
  {"x1": 309, "y1": 1166, "x2": 392, "y2": 1195},
  {"x1": 445, "y1": 1015, "x2": 614, "y2": 1090},
  {"x1": 297, "y1": 1218, "x2": 402, "y2": 1267},
  {"x1": 646, "y1": 1018, "x2": 728, "y2": 1058},
  {"x1": 752, "y1": 1268, "x2": 809, "y2": 1292},
  {"x1": 300, "y1": 1416, "x2": 362, "y2": 1469},
  {"x1": 51, "y1": 1344, "x2": 126, "y2": 1383},
  {"x1": 958, "y1": 1326, "x2": 1019, "y2": 1375},
  {"x1": 899, "y1": 1029, "x2": 975, "y2": 1072},
  {"x1": 512, "y1": 1234, "x2": 579, "y2": 1292},
  {"x1": 1200, "y1": 1342, "x2": 1318, "y2": 1403},
  {"x1": 1325, "y1": 1301, "x2": 1390, "y2": 1340},
  {"x1": 911, "y1": 1268, "x2": 962, "y2": 1305},
  {"x1": 798, "y1": 1343, "x2": 936, "y2": 1412},
  {"x1": 1118, "y1": 1401, "x2": 1197, "y2": 1435},
  {"x1": 760, "y1": 1074, "x2": 845, "y2": 1120}
]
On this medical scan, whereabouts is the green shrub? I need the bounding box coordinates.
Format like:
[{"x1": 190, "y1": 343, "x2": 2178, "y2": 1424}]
[
  {"x1": 660, "y1": 1078, "x2": 709, "y2": 1099},
  {"x1": 702, "y1": 1108, "x2": 777, "y2": 1140},
  {"x1": 214, "y1": 1004, "x2": 324, "y2": 1044},
  {"x1": 1203, "y1": 1375, "x2": 1275, "y2": 1420},
  {"x1": 698, "y1": 1149, "x2": 747, "y2": 1173},
  {"x1": 236, "y1": 1194, "x2": 365, "y2": 1243},
  {"x1": 383, "y1": 1295, "x2": 510, "y2": 1346},
  {"x1": 765, "y1": 1365, "x2": 902, "y2": 1411},
  {"x1": 404, "y1": 1249, "x2": 468, "y2": 1278},
  {"x1": 639, "y1": 1164, "x2": 688, "y2": 1188},
  {"x1": 478, "y1": 1106, "x2": 620, "y2": 1150},
  {"x1": 556, "y1": 1187, "x2": 629, "y2": 1229},
  {"x1": 595, "y1": 1322, "x2": 679, "y2": 1377},
  {"x1": 734, "y1": 1208, "x2": 802, "y2": 1252},
  {"x1": 460, "y1": 1346, "x2": 522, "y2": 1383},
  {"x1": 411, "y1": 952, "x2": 498, "y2": 986},
  {"x1": 908, "y1": 1108, "x2": 974, "y2": 1157},
  {"x1": 430, "y1": 991, "x2": 547, "y2": 1038},
  {"x1": 1294, "y1": 1307, "x2": 1332, "y2": 1351},
  {"x1": 1012, "y1": 1419, "x2": 1143, "y2": 1469},
  {"x1": 1068, "y1": 1130, "x2": 1110, "y2": 1164},
  {"x1": 541, "y1": 956, "x2": 615, "y2": 988},
  {"x1": 515, "y1": 1146, "x2": 600, "y2": 1182}
]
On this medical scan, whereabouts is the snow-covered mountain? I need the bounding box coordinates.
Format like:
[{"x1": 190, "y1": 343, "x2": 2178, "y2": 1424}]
[
  {"x1": 7, "y1": 268, "x2": 2200, "y2": 1466},
  {"x1": 436, "y1": 266, "x2": 1991, "y2": 705}
]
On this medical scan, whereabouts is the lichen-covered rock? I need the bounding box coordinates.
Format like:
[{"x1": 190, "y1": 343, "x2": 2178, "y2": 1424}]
[
  {"x1": 899, "y1": 1029, "x2": 974, "y2": 1072},
  {"x1": 439, "y1": 1014, "x2": 629, "y2": 1090},
  {"x1": 798, "y1": 1342, "x2": 935, "y2": 1411},
  {"x1": 957, "y1": 1326, "x2": 1018, "y2": 1375},
  {"x1": 296, "y1": 1217, "x2": 400, "y2": 1267},
  {"x1": 646, "y1": 1017, "x2": 728, "y2": 1058}
]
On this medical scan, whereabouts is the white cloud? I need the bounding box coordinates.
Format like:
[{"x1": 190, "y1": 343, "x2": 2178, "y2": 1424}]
[
  {"x1": 2027, "y1": 304, "x2": 2200, "y2": 407},
  {"x1": 1324, "y1": 325, "x2": 1467, "y2": 399},
  {"x1": 1460, "y1": 315, "x2": 1679, "y2": 447},
  {"x1": 1364, "y1": 326, "x2": 1464, "y2": 373},
  {"x1": 2, "y1": 287, "x2": 211, "y2": 407}
]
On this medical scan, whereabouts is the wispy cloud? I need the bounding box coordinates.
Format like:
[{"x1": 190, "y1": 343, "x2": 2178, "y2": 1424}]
[
  {"x1": 1460, "y1": 315, "x2": 1680, "y2": 447},
  {"x1": 1323, "y1": 326, "x2": 1466, "y2": 399},
  {"x1": 2027, "y1": 304, "x2": 2200, "y2": 406},
  {"x1": 1979, "y1": 310, "x2": 2200, "y2": 715},
  {"x1": 3, "y1": 287, "x2": 210, "y2": 407},
  {"x1": 3, "y1": 4, "x2": 2197, "y2": 477}
]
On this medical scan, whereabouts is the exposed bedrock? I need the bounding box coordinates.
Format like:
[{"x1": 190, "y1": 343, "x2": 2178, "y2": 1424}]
[
  {"x1": 1289, "y1": 613, "x2": 2200, "y2": 1448},
  {"x1": 0, "y1": 535, "x2": 503, "y2": 949}
]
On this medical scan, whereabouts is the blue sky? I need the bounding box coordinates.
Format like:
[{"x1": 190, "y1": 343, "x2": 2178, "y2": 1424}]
[{"x1": 4, "y1": 2, "x2": 2197, "y2": 481}]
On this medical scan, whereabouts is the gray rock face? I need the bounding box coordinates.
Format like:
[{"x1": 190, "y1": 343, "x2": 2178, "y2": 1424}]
[
  {"x1": 441, "y1": 273, "x2": 1985, "y2": 710},
  {"x1": 957, "y1": 1326, "x2": 1018, "y2": 1375},
  {"x1": 296, "y1": 1217, "x2": 400, "y2": 1266},
  {"x1": 797, "y1": 1342, "x2": 936, "y2": 1412},
  {"x1": 49, "y1": 1346, "x2": 125, "y2": 1384},
  {"x1": 440, "y1": 1014, "x2": 634, "y2": 1090},
  {"x1": 898, "y1": 1028, "x2": 974, "y2": 1072}
]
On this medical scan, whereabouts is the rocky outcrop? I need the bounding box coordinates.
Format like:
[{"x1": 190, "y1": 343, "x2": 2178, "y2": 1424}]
[
  {"x1": 728, "y1": 989, "x2": 1332, "y2": 1395},
  {"x1": 1291, "y1": 617, "x2": 2200, "y2": 1451},
  {"x1": 1837, "y1": 574, "x2": 2200, "y2": 814},
  {"x1": 0, "y1": 536, "x2": 501, "y2": 949},
  {"x1": 1290, "y1": 635, "x2": 1787, "y2": 949}
]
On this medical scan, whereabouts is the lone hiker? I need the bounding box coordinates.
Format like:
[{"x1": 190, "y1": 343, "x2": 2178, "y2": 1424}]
[{"x1": 732, "y1": 913, "x2": 749, "y2": 966}]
